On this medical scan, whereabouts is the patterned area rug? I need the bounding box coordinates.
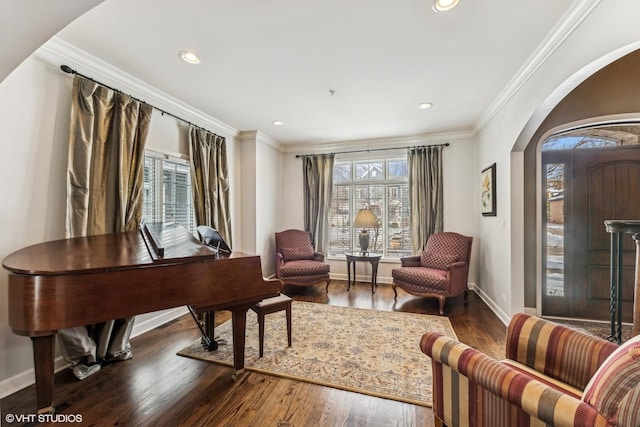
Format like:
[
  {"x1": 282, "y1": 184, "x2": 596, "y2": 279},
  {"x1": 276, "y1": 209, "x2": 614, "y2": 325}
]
[{"x1": 177, "y1": 301, "x2": 457, "y2": 407}]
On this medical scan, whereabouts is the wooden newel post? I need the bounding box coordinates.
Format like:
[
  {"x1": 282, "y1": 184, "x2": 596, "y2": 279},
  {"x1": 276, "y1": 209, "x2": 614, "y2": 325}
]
[{"x1": 604, "y1": 220, "x2": 640, "y2": 343}]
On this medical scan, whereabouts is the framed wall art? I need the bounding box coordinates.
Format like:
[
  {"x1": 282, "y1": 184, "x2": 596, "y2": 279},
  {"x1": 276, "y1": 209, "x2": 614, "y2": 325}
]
[{"x1": 481, "y1": 163, "x2": 496, "y2": 216}]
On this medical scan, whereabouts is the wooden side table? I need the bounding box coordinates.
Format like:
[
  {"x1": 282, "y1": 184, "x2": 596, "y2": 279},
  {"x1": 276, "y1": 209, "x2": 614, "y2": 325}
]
[{"x1": 345, "y1": 252, "x2": 382, "y2": 293}]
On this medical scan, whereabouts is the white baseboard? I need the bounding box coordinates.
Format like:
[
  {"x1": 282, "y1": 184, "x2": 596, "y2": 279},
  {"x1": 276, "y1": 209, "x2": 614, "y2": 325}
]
[
  {"x1": 470, "y1": 283, "x2": 511, "y2": 326},
  {"x1": 329, "y1": 273, "x2": 393, "y2": 284},
  {"x1": 0, "y1": 307, "x2": 189, "y2": 399},
  {"x1": 131, "y1": 307, "x2": 188, "y2": 338}
]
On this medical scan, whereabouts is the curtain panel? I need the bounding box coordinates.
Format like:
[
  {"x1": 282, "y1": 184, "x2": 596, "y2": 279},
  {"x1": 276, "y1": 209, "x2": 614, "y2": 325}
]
[
  {"x1": 66, "y1": 76, "x2": 152, "y2": 236},
  {"x1": 408, "y1": 146, "x2": 444, "y2": 253},
  {"x1": 61, "y1": 75, "x2": 152, "y2": 379},
  {"x1": 302, "y1": 154, "x2": 335, "y2": 254},
  {"x1": 188, "y1": 125, "x2": 232, "y2": 247}
]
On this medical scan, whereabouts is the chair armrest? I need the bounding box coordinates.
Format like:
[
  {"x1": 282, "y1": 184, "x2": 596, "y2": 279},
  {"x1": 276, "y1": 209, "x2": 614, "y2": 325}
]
[
  {"x1": 421, "y1": 333, "x2": 607, "y2": 427},
  {"x1": 313, "y1": 252, "x2": 325, "y2": 262},
  {"x1": 275, "y1": 252, "x2": 284, "y2": 278},
  {"x1": 506, "y1": 313, "x2": 617, "y2": 389},
  {"x1": 400, "y1": 255, "x2": 421, "y2": 267},
  {"x1": 446, "y1": 261, "x2": 466, "y2": 270},
  {"x1": 446, "y1": 261, "x2": 468, "y2": 293}
]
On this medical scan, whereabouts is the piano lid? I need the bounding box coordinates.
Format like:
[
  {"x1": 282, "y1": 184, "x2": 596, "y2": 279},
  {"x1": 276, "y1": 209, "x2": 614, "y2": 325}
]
[{"x1": 2, "y1": 222, "x2": 218, "y2": 276}]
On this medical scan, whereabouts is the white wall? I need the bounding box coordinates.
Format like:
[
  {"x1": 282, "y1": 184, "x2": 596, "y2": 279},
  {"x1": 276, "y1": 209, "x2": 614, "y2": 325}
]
[
  {"x1": 239, "y1": 134, "x2": 257, "y2": 255},
  {"x1": 474, "y1": 0, "x2": 640, "y2": 324},
  {"x1": 0, "y1": 56, "x2": 70, "y2": 391},
  {"x1": 147, "y1": 111, "x2": 190, "y2": 155},
  {"x1": 238, "y1": 131, "x2": 285, "y2": 277},
  {"x1": 280, "y1": 153, "x2": 305, "y2": 230},
  {"x1": 255, "y1": 136, "x2": 284, "y2": 277}
]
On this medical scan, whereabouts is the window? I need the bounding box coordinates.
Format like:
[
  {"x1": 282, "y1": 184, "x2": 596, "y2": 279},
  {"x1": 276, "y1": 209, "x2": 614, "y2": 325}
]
[
  {"x1": 544, "y1": 162, "x2": 565, "y2": 297},
  {"x1": 328, "y1": 157, "x2": 411, "y2": 258},
  {"x1": 542, "y1": 124, "x2": 640, "y2": 151},
  {"x1": 142, "y1": 151, "x2": 195, "y2": 233}
]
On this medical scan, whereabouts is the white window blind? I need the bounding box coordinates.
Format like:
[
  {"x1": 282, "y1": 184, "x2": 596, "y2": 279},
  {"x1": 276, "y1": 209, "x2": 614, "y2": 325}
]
[{"x1": 142, "y1": 152, "x2": 195, "y2": 233}]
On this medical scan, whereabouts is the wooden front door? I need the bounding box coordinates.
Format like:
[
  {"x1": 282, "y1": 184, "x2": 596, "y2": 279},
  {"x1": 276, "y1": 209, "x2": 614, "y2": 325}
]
[
  {"x1": 573, "y1": 147, "x2": 640, "y2": 320},
  {"x1": 543, "y1": 146, "x2": 640, "y2": 321}
]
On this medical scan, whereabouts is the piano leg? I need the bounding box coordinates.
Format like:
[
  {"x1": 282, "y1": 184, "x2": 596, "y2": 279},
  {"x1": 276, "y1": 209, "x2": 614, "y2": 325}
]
[
  {"x1": 195, "y1": 309, "x2": 217, "y2": 351},
  {"x1": 229, "y1": 304, "x2": 253, "y2": 381},
  {"x1": 32, "y1": 335, "x2": 55, "y2": 414}
]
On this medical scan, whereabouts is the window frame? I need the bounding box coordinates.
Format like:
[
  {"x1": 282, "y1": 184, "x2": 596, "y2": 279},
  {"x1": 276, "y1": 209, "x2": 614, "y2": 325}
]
[{"x1": 328, "y1": 154, "x2": 411, "y2": 260}]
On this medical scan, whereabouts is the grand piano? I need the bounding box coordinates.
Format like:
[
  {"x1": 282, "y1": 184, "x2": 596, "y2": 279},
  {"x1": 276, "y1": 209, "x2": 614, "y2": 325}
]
[{"x1": 3, "y1": 222, "x2": 280, "y2": 413}]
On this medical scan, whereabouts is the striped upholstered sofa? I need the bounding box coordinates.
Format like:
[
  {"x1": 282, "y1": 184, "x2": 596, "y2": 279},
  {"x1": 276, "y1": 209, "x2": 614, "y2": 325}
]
[{"x1": 421, "y1": 313, "x2": 640, "y2": 427}]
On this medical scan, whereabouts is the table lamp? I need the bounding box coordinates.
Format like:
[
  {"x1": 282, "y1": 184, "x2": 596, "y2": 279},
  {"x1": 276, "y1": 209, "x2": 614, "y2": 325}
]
[{"x1": 353, "y1": 208, "x2": 379, "y2": 254}]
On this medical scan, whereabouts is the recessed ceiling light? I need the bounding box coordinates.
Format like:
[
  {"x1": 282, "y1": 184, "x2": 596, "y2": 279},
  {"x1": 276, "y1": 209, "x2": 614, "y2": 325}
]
[
  {"x1": 417, "y1": 102, "x2": 433, "y2": 110},
  {"x1": 179, "y1": 51, "x2": 201, "y2": 64},
  {"x1": 433, "y1": 0, "x2": 460, "y2": 12},
  {"x1": 272, "y1": 121, "x2": 284, "y2": 126}
]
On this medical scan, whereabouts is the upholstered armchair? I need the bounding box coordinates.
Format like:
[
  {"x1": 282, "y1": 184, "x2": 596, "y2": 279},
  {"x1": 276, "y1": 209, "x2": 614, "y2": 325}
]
[
  {"x1": 391, "y1": 232, "x2": 472, "y2": 315},
  {"x1": 275, "y1": 229, "x2": 330, "y2": 291},
  {"x1": 421, "y1": 313, "x2": 640, "y2": 427}
]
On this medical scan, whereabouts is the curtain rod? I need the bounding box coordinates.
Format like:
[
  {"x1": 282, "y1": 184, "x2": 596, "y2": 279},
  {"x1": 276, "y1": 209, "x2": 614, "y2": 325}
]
[
  {"x1": 294, "y1": 142, "x2": 449, "y2": 158},
  {"x1": 60, "y1": 65, "x2": 219, "y2": 137}
]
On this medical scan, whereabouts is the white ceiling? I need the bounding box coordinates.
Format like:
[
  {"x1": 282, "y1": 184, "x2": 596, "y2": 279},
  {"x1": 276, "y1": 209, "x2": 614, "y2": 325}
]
[{"x1": 52, "y1": 0, "x2": 578, "y2": 147}]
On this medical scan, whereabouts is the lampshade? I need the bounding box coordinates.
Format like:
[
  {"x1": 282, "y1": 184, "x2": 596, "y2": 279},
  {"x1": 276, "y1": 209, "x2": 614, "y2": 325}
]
[{"x1": 353, "y1": 209, "x2": 379, "y2": 228}]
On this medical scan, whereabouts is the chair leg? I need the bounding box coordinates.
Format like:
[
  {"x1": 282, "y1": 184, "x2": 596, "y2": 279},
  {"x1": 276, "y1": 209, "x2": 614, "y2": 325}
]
[
  {"x1": 464, "y1": 290, "x2": 469, "y2": 304},
  {"x1": 258, "y1": 312, "x2": 265, "y2": 357},
  {"x1": 325, "y1": 280, "x2": 331, "y2": 293},
  {"x1": 434, "y1": 415, "x2": 446, "y2": 427},
  {"x1": 438, "y1": 296, "x2": 445, "y2": 315},
  {"x1": 285, "y1": 302, "x2": 292, "y2": 348},
  {"x1": 392, "y1": 284, "x2": 398, "y2": 300}
]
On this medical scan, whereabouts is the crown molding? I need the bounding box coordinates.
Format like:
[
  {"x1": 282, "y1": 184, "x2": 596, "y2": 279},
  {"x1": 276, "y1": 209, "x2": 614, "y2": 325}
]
[
  {"x1": 283, "y1": 129, "x2": 474, "y2": 156},
  {"x1": 237, "y1": 130, "x2": 285, "y2": 152},
  {"x1": 472, "y1": 0, "x2": 601, "y2": 136},
  {"x1": 237, "y1": 130, "x2": 260, "y2": 142},
  {"x1": 34, "y1": 36, "x2": 240, "y2": 140}
]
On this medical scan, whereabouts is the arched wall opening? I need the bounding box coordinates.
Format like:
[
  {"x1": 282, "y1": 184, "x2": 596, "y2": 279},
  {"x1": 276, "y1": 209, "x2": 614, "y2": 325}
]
[{"x1": 519, "y1": 46, "x2": 640, "y2": 314}]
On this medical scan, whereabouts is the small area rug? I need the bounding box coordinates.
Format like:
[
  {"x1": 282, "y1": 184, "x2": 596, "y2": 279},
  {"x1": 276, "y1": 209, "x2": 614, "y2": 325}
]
[
  {"x1": 177, "y1": 301, "x2": 457, "y2": 407},
  {"x1": 552, "y1": 318, "x2": 633, "y2": 343}
]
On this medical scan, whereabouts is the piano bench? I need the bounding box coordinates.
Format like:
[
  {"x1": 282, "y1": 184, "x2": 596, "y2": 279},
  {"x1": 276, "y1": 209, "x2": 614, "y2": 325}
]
[{"x1": 250, "y1": 294, "x2": 292, "y2": 357}]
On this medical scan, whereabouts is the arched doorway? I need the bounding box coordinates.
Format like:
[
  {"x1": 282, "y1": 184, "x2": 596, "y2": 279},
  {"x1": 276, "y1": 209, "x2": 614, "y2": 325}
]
[
  {"x1": 519, "y1": 48, "x2": 640, "y2": 321},
  {"x1": 540, "y1": 123, "x2": 640, "y2": 320}
]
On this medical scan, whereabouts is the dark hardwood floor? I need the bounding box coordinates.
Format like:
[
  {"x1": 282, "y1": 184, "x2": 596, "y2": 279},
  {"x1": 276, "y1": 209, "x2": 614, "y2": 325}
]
[{"x1": 2, "y1": 281, "x2": 506, "y2": 427}]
